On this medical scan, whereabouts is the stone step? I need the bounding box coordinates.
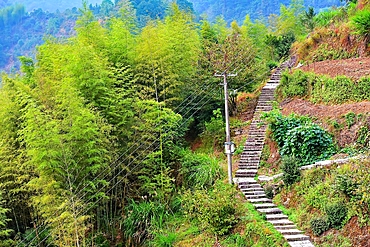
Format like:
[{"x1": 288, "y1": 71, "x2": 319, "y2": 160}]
[
  {"x1": 266, "y1": 214, "x2": 289, "y2": 221},
  {"x1": 246, "y1": 137, "x2": 265, "y2": 141},
  {"x1": 237, "y1": 165, "x2": 259, "y2": 169},
  {"x1": 243, "y1": 147, "x2": 263, "y2": 151},
  {"x1": 240, "y1": 157, "x2": 261, "y2": 161},
  {"x1": 257, "y1": 207, "x2": 283, "y2": 214},
  {"x1": 244, "y1": 143, "x2": 264, "y2": 148},
  {"x1": 240, "y1": 151, "x2": 262, "y2": 156},
  {"x1": 244, "y1": 190, "x2": 265, "y2": 195},
  {"x1": 277, "y1": 229, "x2": 303, "y2": 235},
  {"x1": 253, "y1": 203, "x2": 277, "y2": 209},
  {"x1": 238, "y1": 180, "x2": 260, "y2": 186},
  {"x1": 244, "y1": 193, "x2": 267, "y2": 199},
  {"x1": 248, "y1": 198, "x2": 272, "y2": 203},
  {"x1": 268, "y1": 219, "x2": 294, "y2": 226},
  {"x1": 288, "y1": 240, "x2": 315, "y2": 247},
  {"x1": 284, "y1": 234, "x2": 310, "y2": 242},
  {"x1": 242, "y1": 188, "x2": 264, "y2": 193},
  {"x1": 274, "y1": 225, "x2": 297, "y2": 230}
]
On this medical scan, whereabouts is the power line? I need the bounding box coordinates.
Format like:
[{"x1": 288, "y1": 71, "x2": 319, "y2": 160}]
[{"x1": 18, "y1": 81, "x2": 221, "y2": 247}]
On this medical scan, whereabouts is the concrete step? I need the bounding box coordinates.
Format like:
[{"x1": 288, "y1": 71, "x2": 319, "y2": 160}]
[
  {"x1": 248, "y1": 198, "x2": 272, "y2": 203},
  {"x1": 244, "y1": 190, "x2": 265, "y2": 195},
  {"x1": 238, "y1": 166, "x2": 259, "y2": 170},
  {"x1": 268, "y1": 219, "x2": 294, "y2": 226},
  {"x1": 284, "y1": 234, "x2": 310, "y2": 242},
  {"x1": 257, "y1": 207, "x2": 283, "y2": 214},
  {"x1": 238, "y1": 183, "x2": 261, "y2": 189},
  {"x1": 277, "y1": 229, "x2": 303, "y2": 235},
  {"x1": 266, "y1": 214, "x2": 289, "y2": 221},
  {"x1": 242, "y1": 188, "x2": 264, "y2": 193},
  {"x1": 253, "y1": 203, "x2": 276, "y2": 209},
  {"x1": 288, "y1": 240, "x2": 315, "y2": 247},
  {"x1": 274, "y1": 225, "x2": 298, "y2": 230},
  {"x1": 244, "y1": 193, "x2": 267, "y2": 199},
  {"x1": 243, "y1": 147, "x2": 264, "y2": 151}
]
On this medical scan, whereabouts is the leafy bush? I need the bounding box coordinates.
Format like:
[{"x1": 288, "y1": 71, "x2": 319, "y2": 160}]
[
  {"x1": 179, "y1": 148, "x2": 223, "y2": 189},
  {"x1": 262, "y1": 110, "x2": 335, "y2": 166},
  {"x1": 345, "y1": 111, "x2": 356, "y2": 129},
  {"x1": 281, "y1": 156, "x2": 301, "y2": 186},
  {"x1": 310, "y1": 217, "x2": 329, "y2": 236},
  {"x1": 201, "y1": 108, "x2": 225, "y2": 150},
  {"x1": 264, "y1": 185, "x2": 274, "y2": 199},
  {"x1": 123, "y1": 201, "x2": 168, "y2": 245},
  {"x1": 281, "y1": 124, "x2": 336, "y2": 165},
  {"x1": 334, "y1": 174, "x2": 358, "y2": 199},
  {"x1": 357, "y1": 125, "x2": 370, "y2": 148},
  {"x1": 351, "y1": 9, "x2": 370, "y2": 40},
  {"x1": 261, "y1": 110, "x2": 311, "y2": 148},
  {"x1": 278, "y1": 71, "x2": 370, "y2": 104},
  {"x1": 325, "y1": 202, "x2": 348, "y2": 229},
  {"x1": 279, "y1": 70, "x2": 310, "y2": 98},
  {"x1": 182, "y1": 181, "x2": 238, "y2": 236}
]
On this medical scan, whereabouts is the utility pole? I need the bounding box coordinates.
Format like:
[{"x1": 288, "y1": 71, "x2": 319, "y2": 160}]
[{"x1": 215, "y1": 71, "x2": 237, "y2": 184}]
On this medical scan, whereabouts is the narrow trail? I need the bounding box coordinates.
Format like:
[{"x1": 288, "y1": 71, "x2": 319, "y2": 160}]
[{"x1": 234, "y1": 59, "x2": 315, "y2": 247}]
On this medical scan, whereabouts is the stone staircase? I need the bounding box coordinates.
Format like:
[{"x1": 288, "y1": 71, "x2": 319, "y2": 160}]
[{"x1": 235, "y1": 60, "x2": 315, "y2": 247}]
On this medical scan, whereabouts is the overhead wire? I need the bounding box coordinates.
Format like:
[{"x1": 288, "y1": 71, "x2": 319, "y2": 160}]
[
  {"x1": 18, "y1": 33, "x2": 281, "y2": 246},
  {"x1": 17, "y1": 79, "x2": 221, "y2": 247},
  {"x1": 37, "y1": 85, "x2": 221, "y2": 247}
]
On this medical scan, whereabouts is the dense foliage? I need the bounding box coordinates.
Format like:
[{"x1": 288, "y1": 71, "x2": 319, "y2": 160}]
[
  {"x1": 0, "y1": 1, "x2": 274, "y2": 245},
  {"x1": 190, "y1": 0, "x2": 342, "y2": 24},
  {"x1": 262, "y1": 110, "x2": 336, "y2": 166},
  {"x1": 278, "y1": 70, "x2": 370, "y2": 104},
  {"x1": 275, "y1": 158, "x2": 370, "y2": 245}
]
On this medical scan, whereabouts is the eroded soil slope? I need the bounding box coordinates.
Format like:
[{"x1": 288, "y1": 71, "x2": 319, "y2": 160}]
[{"x1": 298, "y1": 57, "x2": 370, "y2": 81}]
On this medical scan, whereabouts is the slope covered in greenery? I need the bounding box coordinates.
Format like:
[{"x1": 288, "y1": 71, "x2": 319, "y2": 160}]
[
  {"x1": 0, "y1": 0, "x2": 369, "y2": 246},
  {"x1": 189, "y1": 0, "x2": 343, "y2": 23},
  {"x1": 0, "y1": 0, "x2": 104, "y2": 12},
  {"x1": 0, "y1": 0, "x2": 193, "y2": 72}
]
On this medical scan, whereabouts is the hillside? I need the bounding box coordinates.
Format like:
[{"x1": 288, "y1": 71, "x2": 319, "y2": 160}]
[
  {"x1": 189, "y1": 0, "x2": 343, "y2": 23},
  {"x1": 0, "y1": 0, "x2": 103, "y2": 12},
  {"x1": 0, "y1": 0, "x2": 369, "y2": 246}
]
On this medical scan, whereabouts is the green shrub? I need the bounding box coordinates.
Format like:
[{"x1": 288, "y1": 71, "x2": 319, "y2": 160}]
[
  {"x1": 281, "y1": 124, "x2": 336, "y2": 165},
  {"x1": 334, "y1": 174, "x2": 358, "y2": 199},
  {"x1": 357, "y1": 125, "x2": 370, "y2": 148},
  {"x1": 279, "y1": 70, "x2": 310, "y2": 98},
  {"x1": 351, "y1": 9, "x2": 370, "y2": 40},
  {"x1": 179, "y1": 148, "x2": 223, "y2": 189},
  {"x1": 278, "y1": 70, "x2": 370, "y2": 104},
  {"x1": 345, "y1": 111, "x2": 356, "y2": 129},
  {"x1": 267, "y1": 60, "x2": 279, "y2": 70},
  {"x1": 182, "y1": 181, "x2": 238, "y2": 236},
  {"x1": 262, "y1": 110, "x2": 335, "y2": 166},
  {"x1": 281, "y1": 156, "x2": 301, "y2": 186},
  {"x1": 325, "y1": 202, "x2": 348, "y2": 229},
  {"x1": 310, "y1": 217, "x2": 329, "y2": 236},
  {"x1": 123, "y1": 201, "x2": 168, "y2": 245},
  {"x1": 261, "y1": 110, "x2": 311, "y2": 148},
  {"x1": 151, "y1": 232, "x2": 177, "y2": 247},
  {"x1": 201, "y1": 108, "x2": 225, "y2": 150},
  {"x1": 264, "y1": 185, "x2": 274, "y2": 199}
]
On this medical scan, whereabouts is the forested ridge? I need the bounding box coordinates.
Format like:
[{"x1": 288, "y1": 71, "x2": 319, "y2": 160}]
[
  {"x1": 190, "y1": 0, "x2": 343, "y2": 23},
  {"x1": 0, "y1": 0, "x2": 341, "y2": 72},
  {"x1": 0, "y1": 0, "x2": 370, "y2": 246}
]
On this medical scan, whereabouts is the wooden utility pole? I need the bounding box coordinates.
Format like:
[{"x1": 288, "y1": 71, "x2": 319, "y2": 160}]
[{"x1": 215, "y1": 71, "x2": 237, "y2": 184}]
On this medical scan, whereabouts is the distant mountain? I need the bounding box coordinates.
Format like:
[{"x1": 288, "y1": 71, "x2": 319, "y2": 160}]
[
  {"x1": 188, "y1": 0, "x2": 343, "y2": 23},
  {"x1": 0, "y1": 0, "x2": 104, "y2": 12}
]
